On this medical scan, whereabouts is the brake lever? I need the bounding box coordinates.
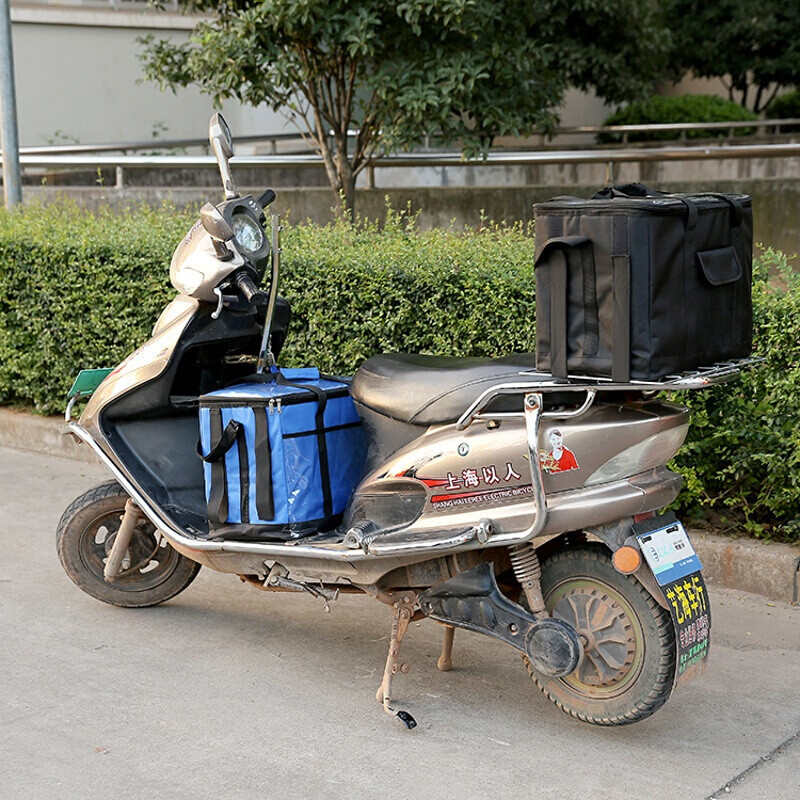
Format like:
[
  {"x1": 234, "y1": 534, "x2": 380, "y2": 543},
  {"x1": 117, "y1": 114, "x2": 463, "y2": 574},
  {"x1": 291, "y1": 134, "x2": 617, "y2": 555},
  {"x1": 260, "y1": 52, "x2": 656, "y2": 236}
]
[{"x1": 211, "y1": 287, "x2": 224, "y2": 320}]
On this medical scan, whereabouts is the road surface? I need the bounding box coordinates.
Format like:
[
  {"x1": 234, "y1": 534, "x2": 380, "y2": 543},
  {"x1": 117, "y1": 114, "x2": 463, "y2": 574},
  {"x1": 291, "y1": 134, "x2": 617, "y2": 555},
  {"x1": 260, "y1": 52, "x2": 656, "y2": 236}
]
[{"x1": 1, "y1": 447, "x2": 798, "y2": 799}]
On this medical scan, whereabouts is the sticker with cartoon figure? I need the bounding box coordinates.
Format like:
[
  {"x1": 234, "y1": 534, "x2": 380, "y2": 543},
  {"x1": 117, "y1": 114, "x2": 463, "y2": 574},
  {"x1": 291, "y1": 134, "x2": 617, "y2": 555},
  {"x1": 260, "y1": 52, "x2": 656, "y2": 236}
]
[{"x1": 539, "y1": 428, "x2": 579, "y2": 474}]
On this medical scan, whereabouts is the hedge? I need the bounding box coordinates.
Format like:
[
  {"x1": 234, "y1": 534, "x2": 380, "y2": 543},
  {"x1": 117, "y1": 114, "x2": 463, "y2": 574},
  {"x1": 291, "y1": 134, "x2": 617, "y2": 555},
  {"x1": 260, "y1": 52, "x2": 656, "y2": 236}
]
[
  {"x1": 600, "y1": 94, "x2": 758, "y2": 143},
  {"x1": 765, "y1": 90, "x2": 800, "y2": 132},
  {"x1": 0, "y1": 202, "x2": 797, "y2": 543}
]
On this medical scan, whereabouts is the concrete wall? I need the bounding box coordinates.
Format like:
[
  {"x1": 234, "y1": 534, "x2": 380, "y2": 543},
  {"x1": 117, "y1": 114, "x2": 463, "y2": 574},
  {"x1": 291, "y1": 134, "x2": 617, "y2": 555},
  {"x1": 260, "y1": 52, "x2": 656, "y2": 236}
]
[{"x1": 9, "y1": 5, "x2": 291, "y2": 146}]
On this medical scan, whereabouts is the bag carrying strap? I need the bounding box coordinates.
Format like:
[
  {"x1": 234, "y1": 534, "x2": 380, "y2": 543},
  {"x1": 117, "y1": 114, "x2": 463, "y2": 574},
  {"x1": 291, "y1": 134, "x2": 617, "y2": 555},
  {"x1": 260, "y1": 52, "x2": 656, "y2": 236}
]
[
  {"x1": 198, "y1": 417, "x2": 242, "y2": 463},
  {"x1": 200, "y1": 411, "x2": 241, "y2": 526},
  {"x1": 199, "y1": 414, "x2": 270, "y2": 526},
  {"x1": 702, "y1": 193, "x2": 744, "y2": 227},
  {"x1": 592, "y1": 182, "x2": 665, "y2": 200},
  {"x1": 611, "y1": 216, "x2": 631, "y2": 383},
  {"x1": 253, "y1": 409, "x2": 274, "y2": 521}
]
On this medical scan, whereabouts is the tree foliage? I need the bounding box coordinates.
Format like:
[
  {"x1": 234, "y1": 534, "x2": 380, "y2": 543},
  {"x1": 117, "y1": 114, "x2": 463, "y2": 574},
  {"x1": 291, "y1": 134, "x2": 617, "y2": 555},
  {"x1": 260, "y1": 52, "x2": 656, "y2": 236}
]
[
  {"x1": 663, "y1": 1, "x2": 800, "y2": 113},
  {"x1": 140, "y1": 0, "x2": 667, "y2": 209}
]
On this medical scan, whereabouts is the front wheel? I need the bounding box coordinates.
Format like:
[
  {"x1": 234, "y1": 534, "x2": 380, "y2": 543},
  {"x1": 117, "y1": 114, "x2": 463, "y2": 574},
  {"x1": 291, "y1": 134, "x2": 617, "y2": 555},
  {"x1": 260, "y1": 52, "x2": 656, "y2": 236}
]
[
  {"x1": 524, "y1": 544, "x2": 676, "y2": 725},
  {"x1": 56, "y1": 481, "x2": 201, "y2": 608}
]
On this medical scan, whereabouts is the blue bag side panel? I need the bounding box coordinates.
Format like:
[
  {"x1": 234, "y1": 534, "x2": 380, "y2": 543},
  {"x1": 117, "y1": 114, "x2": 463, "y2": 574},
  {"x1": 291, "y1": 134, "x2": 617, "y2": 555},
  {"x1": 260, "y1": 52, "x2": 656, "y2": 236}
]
[
  {"x1": 283, "y1": 431, "x2": 325, "y2": 523},
  {"x1": 324, "y1": 394, "x2": 362, "y2": 428},
  {"x1": 326, "y1": 426, "x2": 368, "y2": 514}
]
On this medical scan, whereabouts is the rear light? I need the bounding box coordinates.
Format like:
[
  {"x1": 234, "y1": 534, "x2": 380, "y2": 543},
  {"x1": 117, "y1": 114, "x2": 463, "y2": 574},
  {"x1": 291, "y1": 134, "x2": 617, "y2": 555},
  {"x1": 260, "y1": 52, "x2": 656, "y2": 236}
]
[
  {"x1": 584, "y1": 424, "x2": 689, "y2": 486},
  {"x1": 612, "y1": 545, "x2": 642, "y2": 574}
]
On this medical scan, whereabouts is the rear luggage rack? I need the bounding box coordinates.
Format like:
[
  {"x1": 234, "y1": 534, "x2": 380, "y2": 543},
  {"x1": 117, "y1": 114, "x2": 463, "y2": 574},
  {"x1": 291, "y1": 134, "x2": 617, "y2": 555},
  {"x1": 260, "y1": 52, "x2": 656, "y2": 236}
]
[
  {"x1": 457, "y1": 357, "x2": 762, "y2": 430},
  {"x1": 550, "y1": 356, "x2": 763, "y2": 391}
]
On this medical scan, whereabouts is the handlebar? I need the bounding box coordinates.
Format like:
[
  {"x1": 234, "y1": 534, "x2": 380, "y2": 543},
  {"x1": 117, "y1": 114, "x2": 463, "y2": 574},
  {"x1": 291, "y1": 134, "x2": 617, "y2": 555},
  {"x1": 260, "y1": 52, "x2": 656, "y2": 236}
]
[
  {"x1": 233, "y1": 270, "x2": 267, "y2": 306},
  {"x1": 257, "y1": 189, "x2": 276, "y2": 208}
]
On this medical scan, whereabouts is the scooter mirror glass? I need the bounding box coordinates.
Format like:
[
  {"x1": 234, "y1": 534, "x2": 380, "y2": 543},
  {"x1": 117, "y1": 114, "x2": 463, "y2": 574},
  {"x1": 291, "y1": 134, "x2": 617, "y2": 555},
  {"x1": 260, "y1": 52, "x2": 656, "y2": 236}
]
[
  {"x1": 209, "y1": 112, "x2": 234, "y2": 158},
  {"x1": 200, "y1": 203, "x2": 235, "y2": 242}
]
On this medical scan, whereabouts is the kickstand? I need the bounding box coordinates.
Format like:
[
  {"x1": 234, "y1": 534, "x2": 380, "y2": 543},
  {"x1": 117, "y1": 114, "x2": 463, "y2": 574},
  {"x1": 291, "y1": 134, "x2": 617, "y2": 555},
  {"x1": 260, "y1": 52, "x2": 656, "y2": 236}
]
[
  {"x1": 437, "y1": 624, "x2": 455, "y2": 671},
  {"x1": 376, "y1": 592, "x2": 418, "y2": 730}
]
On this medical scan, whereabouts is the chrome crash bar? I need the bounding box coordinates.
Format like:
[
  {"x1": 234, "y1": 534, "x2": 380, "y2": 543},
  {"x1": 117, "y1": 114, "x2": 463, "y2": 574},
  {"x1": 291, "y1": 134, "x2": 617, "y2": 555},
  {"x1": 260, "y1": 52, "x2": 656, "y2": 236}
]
[{"x1": 66, "y1": 392, "x2": 549, "y2": 562}]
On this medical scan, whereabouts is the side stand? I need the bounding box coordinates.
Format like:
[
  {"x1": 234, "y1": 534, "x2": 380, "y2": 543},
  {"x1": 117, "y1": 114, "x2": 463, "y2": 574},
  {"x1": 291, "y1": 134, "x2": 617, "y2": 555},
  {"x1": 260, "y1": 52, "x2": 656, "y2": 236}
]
[
  {"x1": 375, "y1": 592, "x2": 419, "y2": 729},
  {"x1": 437, "y1": 624, "x2": 455, "y2": 671}
]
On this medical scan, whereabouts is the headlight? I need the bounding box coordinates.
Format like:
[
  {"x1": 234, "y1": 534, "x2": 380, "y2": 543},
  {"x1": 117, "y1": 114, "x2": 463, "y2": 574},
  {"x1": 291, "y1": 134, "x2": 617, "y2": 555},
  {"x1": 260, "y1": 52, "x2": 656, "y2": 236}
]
[
  {"x1": 232, "y1": 213, "x2": 265, "y2": 254},
  {"x1": 584, "y1": 424, "x2": 689, "y2": 486}
]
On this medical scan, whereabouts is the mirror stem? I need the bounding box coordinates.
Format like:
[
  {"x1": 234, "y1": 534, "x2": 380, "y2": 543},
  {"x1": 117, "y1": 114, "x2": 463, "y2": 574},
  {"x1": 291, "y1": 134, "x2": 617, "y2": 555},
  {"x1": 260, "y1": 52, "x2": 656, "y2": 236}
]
[
  {"x1": 211, "y1": 238, "x2": 233, "y2": 261},
  {"x1": 212, "y1": 139, "x2": 238, "y2": 199}
]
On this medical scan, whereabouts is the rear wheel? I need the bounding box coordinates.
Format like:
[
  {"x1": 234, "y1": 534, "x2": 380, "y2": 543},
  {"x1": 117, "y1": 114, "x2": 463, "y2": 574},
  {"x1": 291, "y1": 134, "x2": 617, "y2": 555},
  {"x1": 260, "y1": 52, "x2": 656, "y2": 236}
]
[
  {"x1": 524, "y1": 544, "x2": 676, "y2": 725},
  {"x1": 56, "y1": 481, "x2": 201, "y2": 608}
]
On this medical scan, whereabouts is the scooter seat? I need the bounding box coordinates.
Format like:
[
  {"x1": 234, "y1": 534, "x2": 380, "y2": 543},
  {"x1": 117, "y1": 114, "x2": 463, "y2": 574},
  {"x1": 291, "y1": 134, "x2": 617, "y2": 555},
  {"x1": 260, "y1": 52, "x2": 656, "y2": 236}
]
[{"x1": 350, "y1": 352, "x2": 544, "y2": 425}]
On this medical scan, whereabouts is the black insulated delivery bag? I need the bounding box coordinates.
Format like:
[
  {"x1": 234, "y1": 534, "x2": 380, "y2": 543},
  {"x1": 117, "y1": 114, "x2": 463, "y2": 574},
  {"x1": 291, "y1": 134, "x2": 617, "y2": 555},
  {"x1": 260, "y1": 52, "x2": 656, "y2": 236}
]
[{"x1": 533, "y1": 184, "x2": 753, "y2": 381}]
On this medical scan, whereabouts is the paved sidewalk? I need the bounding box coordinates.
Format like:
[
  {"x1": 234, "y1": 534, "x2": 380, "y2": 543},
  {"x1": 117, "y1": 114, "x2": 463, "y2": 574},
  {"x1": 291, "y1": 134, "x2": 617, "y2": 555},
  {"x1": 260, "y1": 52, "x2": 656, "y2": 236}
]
[{"x1": 1, "y1": 447, "x2": 798, "y2": 800}]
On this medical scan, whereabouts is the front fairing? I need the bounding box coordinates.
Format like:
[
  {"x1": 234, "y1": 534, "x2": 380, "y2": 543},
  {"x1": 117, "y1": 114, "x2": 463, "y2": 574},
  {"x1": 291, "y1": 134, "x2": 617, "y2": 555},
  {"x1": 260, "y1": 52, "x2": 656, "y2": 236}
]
[
  {"x1": 80, "y1": 295, "x2": 200, "y2": 440},
  {"x1": 170, "y1": 222, "x2": 245, "y2": 303}
]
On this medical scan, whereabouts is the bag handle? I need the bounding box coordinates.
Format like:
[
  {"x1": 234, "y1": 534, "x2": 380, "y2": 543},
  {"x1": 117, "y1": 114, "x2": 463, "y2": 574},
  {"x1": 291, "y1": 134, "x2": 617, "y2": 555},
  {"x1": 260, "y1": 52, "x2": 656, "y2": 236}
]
[
  {"x1": 592, "y1": 182, "x2": 665, "y2": 200},
  {"x1": 200, "y1": 412, "x2": 244, "y2": 527},
  {"x1": 198, "y1": 419, "x2": 242, "y2": 462},
  {"x1": 534, "y1": 236, "x2": 593, "y2": 379},
  {"x1": 534, "y1": 236, "x2": 592, "y2": 267},
  {"x1": 701, "y1": 193, "x2": 744, "y2": 227}
]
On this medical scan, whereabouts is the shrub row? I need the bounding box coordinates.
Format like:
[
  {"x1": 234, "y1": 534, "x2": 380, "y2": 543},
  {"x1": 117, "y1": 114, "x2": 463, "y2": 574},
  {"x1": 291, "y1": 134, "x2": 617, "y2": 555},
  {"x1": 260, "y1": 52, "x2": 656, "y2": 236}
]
[
  {"x1": 0, "y1": 202, "x2": 797, "y2": 542},
  {"x1": 600, "y1": 94, "x2": 758, "y2": 142}
]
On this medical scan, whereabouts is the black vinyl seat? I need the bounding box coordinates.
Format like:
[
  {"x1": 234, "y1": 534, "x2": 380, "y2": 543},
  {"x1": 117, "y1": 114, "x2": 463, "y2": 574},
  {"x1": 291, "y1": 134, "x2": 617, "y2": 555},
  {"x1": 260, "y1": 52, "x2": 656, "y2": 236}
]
[{"x1": 350, "y1": 352, "x2": 545, "y2": 426}]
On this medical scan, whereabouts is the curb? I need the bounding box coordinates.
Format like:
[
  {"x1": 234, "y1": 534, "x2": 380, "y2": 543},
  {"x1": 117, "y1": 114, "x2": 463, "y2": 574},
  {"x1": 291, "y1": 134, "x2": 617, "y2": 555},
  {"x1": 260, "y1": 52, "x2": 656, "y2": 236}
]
[
  {"x1": 1, "y1": 408, "x2": 797, "y2": 604},
  {"x1": 0, "y1": 407, "x2": 99, "y2": 465}
]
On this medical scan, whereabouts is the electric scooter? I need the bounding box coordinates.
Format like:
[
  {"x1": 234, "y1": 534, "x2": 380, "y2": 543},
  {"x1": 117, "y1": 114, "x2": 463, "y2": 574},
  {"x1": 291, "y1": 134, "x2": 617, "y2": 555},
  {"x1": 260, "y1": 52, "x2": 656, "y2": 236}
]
[{"x1": 57, "y1": 114, "x2": 751, "y2": 728}]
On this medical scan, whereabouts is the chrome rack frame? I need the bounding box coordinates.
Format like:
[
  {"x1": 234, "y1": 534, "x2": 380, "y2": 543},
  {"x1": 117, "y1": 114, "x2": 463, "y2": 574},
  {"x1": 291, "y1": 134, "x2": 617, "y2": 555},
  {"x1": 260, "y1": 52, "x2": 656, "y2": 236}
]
[{"x1": 456, "y1": 357, "x2": 762, "y2": 431}]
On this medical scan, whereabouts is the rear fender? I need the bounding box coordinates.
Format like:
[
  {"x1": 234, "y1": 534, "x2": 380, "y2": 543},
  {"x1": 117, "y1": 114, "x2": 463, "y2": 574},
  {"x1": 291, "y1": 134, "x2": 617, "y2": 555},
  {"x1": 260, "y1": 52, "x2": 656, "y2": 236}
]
[{"x1": 539, "y1": 521, "x2": 669, "y2": 610}]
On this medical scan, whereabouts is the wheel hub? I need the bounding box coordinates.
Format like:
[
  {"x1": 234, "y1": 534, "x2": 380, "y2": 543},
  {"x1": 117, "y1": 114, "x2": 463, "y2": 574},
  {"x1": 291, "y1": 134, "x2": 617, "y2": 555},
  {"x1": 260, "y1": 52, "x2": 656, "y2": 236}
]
[
  {"x1": 552, "y1": 586, "x2": 637, "y2": 686},
  {"x1": 81, "y1": 509, "x2": 178, "y2": 591}
]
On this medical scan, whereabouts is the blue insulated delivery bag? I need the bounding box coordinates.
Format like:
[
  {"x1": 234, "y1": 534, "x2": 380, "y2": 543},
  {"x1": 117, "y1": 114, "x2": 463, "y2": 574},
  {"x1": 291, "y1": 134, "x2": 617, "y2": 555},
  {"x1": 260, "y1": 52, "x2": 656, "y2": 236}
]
[{"x1": 199, "y1": 369, "x2": 366, "y2": 540}]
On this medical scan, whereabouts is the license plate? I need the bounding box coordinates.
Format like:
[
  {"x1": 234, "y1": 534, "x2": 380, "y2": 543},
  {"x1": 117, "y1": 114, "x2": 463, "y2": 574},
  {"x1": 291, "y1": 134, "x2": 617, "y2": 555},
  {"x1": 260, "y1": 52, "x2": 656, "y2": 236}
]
[
  {"x1": 67, "y1": 368, "x2": 113, "y2": 399},
  {"x1": 635, "y1": 517, "x2": 702, "y2": 586},
  {"x1": 634, "y1": 514, "x2": 710, "y2": 680}
]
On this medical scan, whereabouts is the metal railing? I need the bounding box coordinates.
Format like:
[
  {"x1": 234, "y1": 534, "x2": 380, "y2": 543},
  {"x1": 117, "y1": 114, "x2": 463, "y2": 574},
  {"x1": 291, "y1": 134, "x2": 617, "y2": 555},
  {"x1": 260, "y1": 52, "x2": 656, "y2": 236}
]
[
  {"x1": 7, "y1": 141, "x2": 800, "y2": 190},
  {"x1": 556, "y1": 118, "x2": 800, "y2": 145},
  {"x1": 17, "y1": 118, "x2": 800, "y2": 157}
]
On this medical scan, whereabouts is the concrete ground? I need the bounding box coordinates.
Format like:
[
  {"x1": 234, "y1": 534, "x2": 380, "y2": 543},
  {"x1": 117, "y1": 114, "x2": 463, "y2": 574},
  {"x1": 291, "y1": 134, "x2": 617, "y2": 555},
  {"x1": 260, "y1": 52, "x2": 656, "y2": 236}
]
[{"x1": 1, "y1": 446, "x2": 798, "y2": 800}]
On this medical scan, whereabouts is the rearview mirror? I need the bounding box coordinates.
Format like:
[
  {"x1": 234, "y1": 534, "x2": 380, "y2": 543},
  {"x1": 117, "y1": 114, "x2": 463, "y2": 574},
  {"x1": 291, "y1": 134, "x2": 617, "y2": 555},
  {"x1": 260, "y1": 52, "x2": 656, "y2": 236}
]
[
  {"x1": 200, "y1": 203, "x2": 234, "y2": 241},
  {"x1": 209, "y1": 112, "x2": 234, "y2": 159},
  {"x1": 208, "y1": 112, "x2": 238, "y2": 199}
]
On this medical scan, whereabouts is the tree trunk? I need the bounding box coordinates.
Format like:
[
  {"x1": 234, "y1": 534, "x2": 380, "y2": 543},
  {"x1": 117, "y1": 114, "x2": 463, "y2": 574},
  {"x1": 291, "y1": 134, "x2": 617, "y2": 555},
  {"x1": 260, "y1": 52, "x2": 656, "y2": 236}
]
[{"x1": 342, "y1": 172, "x2": 356, "y2": 222}]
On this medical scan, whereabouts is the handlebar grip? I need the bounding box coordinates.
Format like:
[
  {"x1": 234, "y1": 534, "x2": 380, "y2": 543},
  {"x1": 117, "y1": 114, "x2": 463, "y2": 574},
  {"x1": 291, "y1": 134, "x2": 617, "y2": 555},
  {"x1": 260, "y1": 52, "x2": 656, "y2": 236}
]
[
  {"x1": 257, "y1": 189, "x2": 276, "y2": 208},
  {"x1": 234, "y1": 272, "x2": 267, "y2": 306}
]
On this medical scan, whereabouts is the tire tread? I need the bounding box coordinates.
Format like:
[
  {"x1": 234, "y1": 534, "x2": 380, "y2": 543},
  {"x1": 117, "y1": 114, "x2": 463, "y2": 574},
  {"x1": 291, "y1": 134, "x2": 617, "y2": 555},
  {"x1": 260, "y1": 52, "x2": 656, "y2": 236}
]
[{"x1": 524, "y1": 544, "x2": 676, "y2": 726}]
